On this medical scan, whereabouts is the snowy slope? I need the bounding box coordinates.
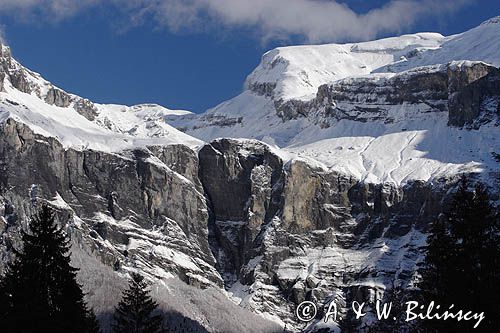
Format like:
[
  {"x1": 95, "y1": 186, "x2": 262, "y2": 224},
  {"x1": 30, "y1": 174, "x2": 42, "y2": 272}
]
[
  {"x1": 246, "y1": 32, "x2": 444, "y2": 101},
  {"x1": 380, "y1": 16, "x2": 500, "y2": 73},
  {"x1": 246, "y1": 16, "x2": 500, "y2": 103},
  {"x1": 0, "y1": 86, "x2": 200, "y2": 152},
  {"x1": 285, "y1": 117, "x2": 498, "y2": 185},
  {"x1": 0, "y1": 44, "x2": 201, "y2": 152}
]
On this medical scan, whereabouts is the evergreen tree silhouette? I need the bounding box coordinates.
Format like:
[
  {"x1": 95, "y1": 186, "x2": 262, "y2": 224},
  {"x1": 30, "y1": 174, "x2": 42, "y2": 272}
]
[
  {"x1": 112, "y1": 273, "x2": 163, "y2": 333},
  {"x1": 0, "y1": 203, "x2": 100, "y2": 332},
  {"x1": 418, "y1": 176, "x2": 499, "y2": 332},
  {"x1": 367, "y1": 287, "x2": 417, "y2": 333}
]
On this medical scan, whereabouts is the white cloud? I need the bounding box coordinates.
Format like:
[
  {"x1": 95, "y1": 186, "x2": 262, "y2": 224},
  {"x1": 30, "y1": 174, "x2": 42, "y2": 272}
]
[
  {"x1": 0, "y1": 0, "x2": 471, "y2": 43},
  {"x1": 0, "y1": 0, "x2": 95, "y2": 18}
]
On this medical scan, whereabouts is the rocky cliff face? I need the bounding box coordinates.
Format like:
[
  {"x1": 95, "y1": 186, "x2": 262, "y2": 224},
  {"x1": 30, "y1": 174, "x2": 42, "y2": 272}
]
[
  {"x1": 0, "y1": 119, "x2": 462, "y2": 331},
  {"x1": 0, "y1": 119, "x2": 290, "y2": 332},
  {"x1": 275, "y1": 62, "x2": 499, "y2": 129},
  {"x1": 447, "y1": 63, "x2": 500, "y2": 127},
  {"x1": 195, "y1": 138, "x2": 464, "y2": 331},
  {"x1": 0, "y1": 117, "x2": 220, "y2": 286},
  {"x1": 198, "y1": 139, "x2": 284, "y2": 284}
]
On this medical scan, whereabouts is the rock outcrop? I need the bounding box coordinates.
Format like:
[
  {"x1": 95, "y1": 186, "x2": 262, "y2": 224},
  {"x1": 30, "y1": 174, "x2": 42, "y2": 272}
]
[
  {"x1": 448, "y1": 63, "x2": 500, "y2": 127},
  {"x1": 275, "y1": 62, "x2": 499, "y2": 129},
  {"x1": 198, "y1": 139, "x2": 283, "y2": 284},
  {"x1": 0, "y1": 43, "x2": 99, "y2": 121}
]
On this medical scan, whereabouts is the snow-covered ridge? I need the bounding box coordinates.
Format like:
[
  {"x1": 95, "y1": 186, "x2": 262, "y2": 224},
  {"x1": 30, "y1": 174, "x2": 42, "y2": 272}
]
[
  {"x1": 377, "y1": 16, "x2": 500, "y2": 73},
  {"x1": 246, "y1": 33, "x2": 444, "y2": 101},
  {"x1": 245, "y1": 16, "x2": 500, "y2": 103},
  {"x1": 480, "y1": 15, "x2": 500, "y2": 26},
  {"x1": 0, "y1": 43, "x2": 200, "y2": 152}
]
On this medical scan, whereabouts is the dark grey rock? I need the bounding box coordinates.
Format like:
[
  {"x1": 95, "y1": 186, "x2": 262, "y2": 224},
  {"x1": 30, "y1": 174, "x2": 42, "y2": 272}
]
[
  {"x1": 0, "y1": 118, "x2": 221, "y2": 287},
  {"x1": 45, "y1": 87, "x2": 72, "y2": 108}
]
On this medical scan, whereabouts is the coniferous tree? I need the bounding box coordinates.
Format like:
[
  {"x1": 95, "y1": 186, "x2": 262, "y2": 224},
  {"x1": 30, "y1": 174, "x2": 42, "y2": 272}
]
[
  {"x1": 418, "y1": 214, "x2": 457, "y2": 317},
  {"x1": 367, "y1": 288, "x2": 397, "y2": 333},
  {"x1": 112, "y1": 273, "x2": 164, "y2": 333},
  {"x1": 367, "y1": 287, "x2": 418, "y2": 333},
  {"x1": 0, "y1": 203, "x2": 99, "y2": 332},
  {"x1": 418, "y1": 176, "x2": 499, "y2": 332}
]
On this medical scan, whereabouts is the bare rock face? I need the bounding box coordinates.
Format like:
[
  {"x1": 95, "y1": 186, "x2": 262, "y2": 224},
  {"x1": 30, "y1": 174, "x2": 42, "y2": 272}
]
[
  {"x1": 193, "y1": 138, "x2": 463, "y2": 330},
  {"x1": 274, "y1": 62, "x2": 500, "y2": 130},
  {"x1": 199, "y1": 139, "x2": 283, "y2": 222},
  {"x1": 73, "y1": 98, "x2": 99, "y2": 121},
  {"x1": 0, "y1": 45, "x2": 30, "y2": 94},
  {"x1": 447, "y1": 62, "x2": 492, "y2": 92},
  {"x1": 198, "y1": 139, "x2": 284, "y2": 284},
  {"x1": 247, "y1": 81, "x2": 277, "y2": 98},
  {"x1": 45, "y1": 87, "x2": 72, "y2": 108},
  {"x1": 0, "y1": 118, "x2": 222, "y2": 288},
  {"x1": 448, "y1": 63, "x2": 500, "y2": 127},
  {"x1": 148, "y1": 144, "x2": 202, "y2": 187},
  {"x1": 281, "y1": 160, "x2": 356, "y2": 234},
  {"x1": 43, "y1": 86, "x2": 98, "y2": 121}
]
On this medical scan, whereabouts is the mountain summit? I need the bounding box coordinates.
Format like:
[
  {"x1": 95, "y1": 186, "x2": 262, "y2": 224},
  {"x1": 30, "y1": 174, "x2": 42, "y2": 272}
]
[{"x1": 0, "y1": 43, "x2": 200, "y2": 152}]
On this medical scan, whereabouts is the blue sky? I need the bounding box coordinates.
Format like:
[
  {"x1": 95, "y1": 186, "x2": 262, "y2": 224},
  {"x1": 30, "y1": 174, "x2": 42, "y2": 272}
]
[{"x1": 1, "y1": 0, "x2": 499, "y2": 113}]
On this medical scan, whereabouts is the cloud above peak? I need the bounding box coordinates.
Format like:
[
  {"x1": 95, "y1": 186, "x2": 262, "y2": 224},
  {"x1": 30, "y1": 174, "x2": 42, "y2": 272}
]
[{"x1": 0, "y1": 0, "x2": 470, "y2": 43}]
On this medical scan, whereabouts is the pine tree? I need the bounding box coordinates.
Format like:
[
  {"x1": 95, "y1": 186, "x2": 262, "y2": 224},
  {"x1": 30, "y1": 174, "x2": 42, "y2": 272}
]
[
  {"x1": 418, "y1": 176, "x2": 499, "y2": 332},
  {"x1": 418, "y1": 215, "x2": 457, "y2": 315},
  {"x1": 367, "y1": 287, "x2": 417, "y2": 333},
  {"x1": 112, "y1": 273, "x2": 164, "y2": 333},
  {"x1": 0, "y1": 203, "x2": 100, "y2": 332}
]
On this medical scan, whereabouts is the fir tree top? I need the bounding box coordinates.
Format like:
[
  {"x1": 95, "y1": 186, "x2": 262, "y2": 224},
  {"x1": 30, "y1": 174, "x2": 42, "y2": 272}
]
[
  {"x1": 113, "y1": 273, "x2": 164, "y2": 333},
  {"x1": 0, "y1": 203, "x2": 100, "y2": 333}
]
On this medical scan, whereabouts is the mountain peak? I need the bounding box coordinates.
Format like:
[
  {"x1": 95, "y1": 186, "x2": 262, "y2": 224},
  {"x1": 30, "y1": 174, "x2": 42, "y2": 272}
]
[
  {"x1": 480, "y1": 16, "x2": 500, "y2": 26},
  {"x1": 245, "y1": 32, "x2": 444, "y2": 102},
  {"x1": 171, "y1": 16, "x2": 500, "y2": 185},
  {"x1": 0, "y1": 44, "x2": 201, "y2": 152}
]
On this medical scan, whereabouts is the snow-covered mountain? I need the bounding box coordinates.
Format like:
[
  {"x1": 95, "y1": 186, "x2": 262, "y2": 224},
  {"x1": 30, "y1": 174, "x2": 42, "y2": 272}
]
[
  {"x1": 0, "y1": 16, "x2": 499, "y2": 333},
  {"x1": 0, "y1": 44, "x2": 201, "y2": 152},
  {"x1": 246, "y1": 32, "x2": 445, "y2": 102},
  {"x1": 170, "y1": 18, "x2": 500, "y2": 185}
]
